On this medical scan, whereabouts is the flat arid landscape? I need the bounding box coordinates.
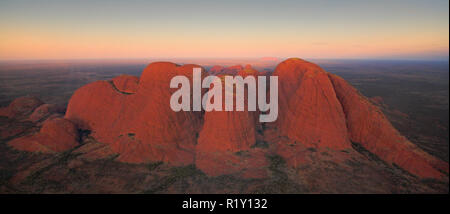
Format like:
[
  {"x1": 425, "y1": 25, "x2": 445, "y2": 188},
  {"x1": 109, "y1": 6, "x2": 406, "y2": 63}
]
[{"x1": 0, "y1": 58, "x2": 448, "y2": 193}]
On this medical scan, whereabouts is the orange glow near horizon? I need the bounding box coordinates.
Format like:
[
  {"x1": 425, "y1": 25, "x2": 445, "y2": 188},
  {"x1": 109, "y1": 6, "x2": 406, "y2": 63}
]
[{"x1": 0, "y1": 0, "x2": 448, "y2": 60}]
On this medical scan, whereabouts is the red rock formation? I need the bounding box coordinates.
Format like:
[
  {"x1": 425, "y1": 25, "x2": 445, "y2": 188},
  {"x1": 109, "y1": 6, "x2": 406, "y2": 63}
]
[
  {"x1": 209, "y1": 65, "x2": 224, "y2": 75},
  {"x1": 197, "y1": 77, "x2": 257, "y2": 153},
  {"x1": 328, "y1": 74, "x2": 448, "y2": 179},
  {"x1": 274, "y1": 58, "x2": 350, "y2": 151},
  {"x1": 112, "y1": 75, "x2": 139, "y2": 94},
  {"x1": 196, "y1": 66, "x2": 267, "y2": 178},
  {"x1": 271, "y1": 58, "x2": 448, "y2": 179},
  {"x1": 0, "y1": 96, "x2": 43, "y2": 119},
  {"x1": 61, "y1": 59, "x2": 447, "y2": 179},
  {"x1": 65, "y1": 62, "x2": 205, "y2": 166},
  {"x1": 8, "y1": 118, "x2": 79, "y2": 153}
]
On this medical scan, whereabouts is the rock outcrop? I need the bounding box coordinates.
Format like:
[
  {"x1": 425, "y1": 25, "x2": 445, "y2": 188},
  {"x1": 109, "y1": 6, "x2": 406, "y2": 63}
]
[
  {"x1": 271, "y1": 58, "x2": 447, "y2": 179},
  {"x1": 65, "y1": 63, "x2": 205, "y2": 166},
  {"x1": 273, "y1": 59, "x2": 351, "y2": 168},
  {"x1": 8, "y1": 118, "x2": 79, "y2": 153},
  {"x1": 0, "y1": 96, "x2": 43, "y2": 119},
  {"x1": 328, "y1": 74, "x2": 448, "y2": 179},
  {"x1": 4, "y1": 58, "x2": 444, "y2": 180},
  {"x1": 196, "y1": 65, "x2": 267, "y2": 178}
]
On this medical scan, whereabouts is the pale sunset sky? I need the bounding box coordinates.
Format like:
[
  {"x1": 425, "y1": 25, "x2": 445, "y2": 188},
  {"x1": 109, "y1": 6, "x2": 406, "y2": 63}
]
[{"x1": 0, "y1": 0, "x2": 448, "y2": 60}]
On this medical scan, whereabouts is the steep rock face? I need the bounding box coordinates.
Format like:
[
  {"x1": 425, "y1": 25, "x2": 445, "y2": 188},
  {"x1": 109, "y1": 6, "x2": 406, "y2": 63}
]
[
  {"x1": 112, "y1": 75, "x2": 139, "y2": 94},
  {"x1": 273, "y1": 58, "x2": 350, "y2": 152},
  {"x1": 65, "y1": 62, "x2": 205, "y2": 166},
  {"x1": 328, "y1": 74, "x2": 448, "y2": 179},
  {"x1": 196, "y1": 65, "x2": 268, "y2": 178},
  {"x1": 8, "y1": 118, "x2": 79, "y2": 153},
  {"x1": 198, "y1": 67, "x2": 260, "y2": 152},
  {"x1": 0, "y1": 96, "x2": 44, "y2": 119}
]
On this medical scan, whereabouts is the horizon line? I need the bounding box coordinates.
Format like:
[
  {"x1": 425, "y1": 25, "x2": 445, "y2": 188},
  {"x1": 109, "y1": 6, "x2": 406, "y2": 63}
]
[{"x1": 0, "y1": 56, "x2": 449, "y2": 63}]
